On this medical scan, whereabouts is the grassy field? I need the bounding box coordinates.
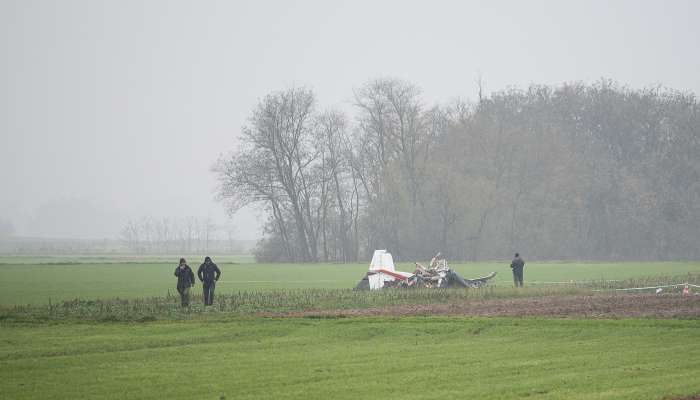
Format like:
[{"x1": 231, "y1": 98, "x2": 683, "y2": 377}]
[
  {"x1": 1, "y1": 317, "x2": 700, "y2": 400},
  {"x1": 1, "y1": 256, "x2": 699, "y2": 305},
  {"x1": 2, "y1": 257, "x2": 700, "y2": 399}
]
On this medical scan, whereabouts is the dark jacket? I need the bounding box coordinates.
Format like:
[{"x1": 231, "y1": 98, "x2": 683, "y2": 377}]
[
  {"x1": 510, "y1": 257, "x2": 525, "y2": 271},
  {"x1": 174, "y1": 264, "x2": 195, "y2": 287},
  {"x1": 198, "y1": 261, "x2": 221, "y2": 283}
]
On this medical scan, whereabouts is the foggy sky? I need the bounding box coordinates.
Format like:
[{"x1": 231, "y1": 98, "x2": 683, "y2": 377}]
[{"x1": 1, "y1": 0, "x2": 699, "y2": 240}]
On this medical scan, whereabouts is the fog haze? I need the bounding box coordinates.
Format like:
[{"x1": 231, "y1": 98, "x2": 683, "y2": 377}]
[{"x1": 1, "y1": 0, "x2": 699, "y2": 240}]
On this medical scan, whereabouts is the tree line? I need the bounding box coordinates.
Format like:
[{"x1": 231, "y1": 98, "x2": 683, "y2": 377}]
[
  {"x1": 120, "y1": 216, "x2": 244, "y2": 254},
  {"x1": 215, "y1": 78, "x2": 700, "y2": 262}
]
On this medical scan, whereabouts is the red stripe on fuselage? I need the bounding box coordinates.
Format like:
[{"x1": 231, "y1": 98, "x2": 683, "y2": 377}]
[{"x1": 367, "y1": 269, "x2": 411, "y2": 281}]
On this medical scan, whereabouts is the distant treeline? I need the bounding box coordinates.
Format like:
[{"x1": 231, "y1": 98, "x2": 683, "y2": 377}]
[
  {"x1": 0, "y1": 236, "x2": 255, "y2": 255},
  {"x1": 215, "y1": 78, "x2": 700, "y2": 262},
  {"x1": 119, "y1": 216, "x2": 250, "y2": 254},
  {"x1": 0, "y1": 215, "x2": 254, "y2": 255}
]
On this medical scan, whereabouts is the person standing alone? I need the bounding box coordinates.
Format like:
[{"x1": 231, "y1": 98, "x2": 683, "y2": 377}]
[
  {"x1": 510, "y1": 253, "x2": 525, "y2": 287},
  {"x1": 174, "y1": 258, "x2": 195, "y2": 307},
  {"x1": 198, "y1": 256, "x2": 221, "y2": 306}
]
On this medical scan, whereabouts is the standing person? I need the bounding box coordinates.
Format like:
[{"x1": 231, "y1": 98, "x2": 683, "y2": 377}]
[
  {"x1": 510, "y1": 253, "x2": 525, "y2": 287},
  {"x1": 174, "y1": 258, "x2": 195, "y2": 307},
  {"x1": 198, "y1": 256, "x2": 221, "y2": 306}
]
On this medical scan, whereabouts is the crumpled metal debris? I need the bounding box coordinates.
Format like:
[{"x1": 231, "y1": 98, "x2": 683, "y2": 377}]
[{"x1": 354, "y1": 251, "x2": 497, "y2": 290}]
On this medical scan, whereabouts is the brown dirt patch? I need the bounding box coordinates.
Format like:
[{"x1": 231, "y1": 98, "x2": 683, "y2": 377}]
[{"x1": 260, "y1": 293, "x2": 700, "y2": 318}]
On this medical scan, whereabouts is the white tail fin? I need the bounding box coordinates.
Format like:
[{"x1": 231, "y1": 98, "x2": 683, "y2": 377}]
[{"x1": 369, "y1": 250, "x2": 395, "y2": 272}]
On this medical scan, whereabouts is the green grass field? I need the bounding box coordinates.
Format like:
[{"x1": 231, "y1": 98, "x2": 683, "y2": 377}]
[
  {"x1": 2, "y1": 317, "x2": 700, "y2": 400},
  {"x1": 2, "y1": 257, "x2": 700, "y2": 399},
  {"x1": 1, "y1": 257, "x2": 699, "y2": 305}
]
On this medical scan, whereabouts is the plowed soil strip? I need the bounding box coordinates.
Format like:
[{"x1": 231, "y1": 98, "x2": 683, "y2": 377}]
[{"x1": 260, "y1": 294, "x2": 700, "y2": 318}]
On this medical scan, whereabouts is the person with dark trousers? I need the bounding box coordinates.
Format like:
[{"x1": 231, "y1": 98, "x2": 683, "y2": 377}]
[
  {"x1": 174, "y1": 258, "x2": 195, "y2": 307},
  {"x1": 198, "y1": 256, "x2": 221, "y2": 306},
  {"x1": 510, "y1": 253, "x2": 525, "y2": 287}
]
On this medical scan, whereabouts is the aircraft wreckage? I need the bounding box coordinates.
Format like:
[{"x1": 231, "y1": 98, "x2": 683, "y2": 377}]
[{"x1": 354, "y1": 250, "x2": 497, "y2": 290}]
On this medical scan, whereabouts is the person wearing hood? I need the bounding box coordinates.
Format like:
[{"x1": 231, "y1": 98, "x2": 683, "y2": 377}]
[
  {"x1": 197, "y1": 256, "x2": 221, "y2": 306},
  {"x1": 174, "y1": 258, "x2": 195, "y2": 307}
]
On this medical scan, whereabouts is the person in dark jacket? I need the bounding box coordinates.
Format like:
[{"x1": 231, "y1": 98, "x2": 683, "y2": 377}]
[
  {"x1": 198, "y1": 256, "x2": 221, "y2": 306},
  {"x1": 510, "y1": 253, "x2": 525, "y2": 287},
  {"x1": 174, "y1": 258, "x2": 195, "y2": 307}
]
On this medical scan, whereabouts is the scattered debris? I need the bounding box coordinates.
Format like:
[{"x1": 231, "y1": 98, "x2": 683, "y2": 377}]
[{"x1": 354, "y1": 250, "x2": 496, "y2": 290}]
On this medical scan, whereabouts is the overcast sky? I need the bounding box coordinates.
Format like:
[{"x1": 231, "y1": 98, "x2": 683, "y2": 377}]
[{"x1": 1, "y1": 0, "x2": 699, "y2": 240}]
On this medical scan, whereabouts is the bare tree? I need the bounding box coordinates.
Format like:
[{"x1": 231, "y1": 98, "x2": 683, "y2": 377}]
[
  {"x1": 216, "y1": 88, "x2": 319, "y2": 261},
  {"x1": 120, "y1": 220, "x2": 141, "y2": 253},
  {"x1": 316, "y1": 110, "x2": 355, "y2": 262}
]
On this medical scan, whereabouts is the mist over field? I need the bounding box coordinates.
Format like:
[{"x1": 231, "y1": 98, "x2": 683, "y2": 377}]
[
  {"x1": 3, "y1": 4, "x2": 700, "y2": 399},
  {"x1": 1, "y1": 0, "x2": 699, "y2": 260}
]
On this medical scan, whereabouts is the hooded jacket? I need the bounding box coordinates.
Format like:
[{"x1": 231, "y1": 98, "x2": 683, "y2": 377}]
[
  {"x1": 174, "y1": 264, "x2": 195, "y2": 288},
  {"x1": 198, "y1": 257, "x2": 221, "y2": 283}
]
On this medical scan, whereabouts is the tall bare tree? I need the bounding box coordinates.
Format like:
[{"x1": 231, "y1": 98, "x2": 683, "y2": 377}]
[{"x1": 216, "y1": 88, "x2": 319, "y2": 261}]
